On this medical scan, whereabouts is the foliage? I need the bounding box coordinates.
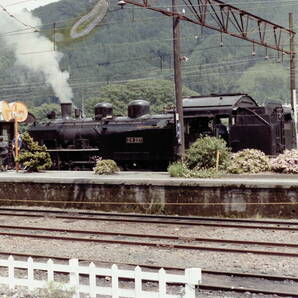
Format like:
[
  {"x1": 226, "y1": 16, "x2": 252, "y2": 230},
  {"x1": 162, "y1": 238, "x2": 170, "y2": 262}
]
[
  {"x1": 236, "y1": 63, "x2": 289, "y2": 104},
  {"x1": 168, "y1": 161, "x2": 191, "y2": 177},
  {"x1": 84, "y1": 80, "x2": 198, "y2": 116},
  {"x1": 94, "y1": 158, "x2": 119, "y2": 175},
  {"x1": 185, "y1": 136, "x2": 231, "y2": 170},
  {"x1": 227, "y1": 149, "x2": 270, "y2": 174},
  {"x1": 168, "y1": 161, "x2": 220, "y2": 178},
  {"x1": 29, "y1": 103, "x2": 61, "y2": 121},
  {"x1": 16, "y1": 132, "x2": 52, "y2": 172},
  {"x1": 168, "y1": 136, "x2": 230, "y2": 178},
  {"x1": 37, "y1": 281, "x2": 75, "y2": 298},
  {"x1": 0, "y1": 0, "x2": 297, "y2": 108},
  {"x1": 270, "y1": 149, "x2": 298, "y2": 174}
]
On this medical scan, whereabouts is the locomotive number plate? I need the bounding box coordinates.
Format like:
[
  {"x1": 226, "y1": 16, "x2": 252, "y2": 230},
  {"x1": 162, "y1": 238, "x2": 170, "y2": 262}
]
[{"x1": 126, "y1": 137, "x2": 143, "y2": 144}]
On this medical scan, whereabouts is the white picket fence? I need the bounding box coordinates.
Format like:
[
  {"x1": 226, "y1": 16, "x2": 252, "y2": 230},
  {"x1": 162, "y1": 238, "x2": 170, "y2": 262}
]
[{"x1": 0, "y1": 256, "x2": 201, "y2": 298}]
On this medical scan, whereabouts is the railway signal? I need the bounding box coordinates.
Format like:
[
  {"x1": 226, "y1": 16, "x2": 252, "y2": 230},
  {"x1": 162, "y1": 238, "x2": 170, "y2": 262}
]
[{"x1": 0, "y1": 101, "x2": 28, "y2": 172}]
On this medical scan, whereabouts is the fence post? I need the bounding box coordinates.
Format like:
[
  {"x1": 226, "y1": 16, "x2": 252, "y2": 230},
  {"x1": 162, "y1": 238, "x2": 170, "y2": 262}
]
[
  {"x1": 184, "y1": 268, "x2": 201, "y2": 298},
  {"x1": 69, "y1": 258, "x2": 79, "y2": 298},
  {"x1": 89, "y1": 262, "x2": 96, "y2": 298},
  {"x1": 134, "y1": 266, "x2": 142, "y2": 298},
  {"x1": 47, "y1": 259, "x2": 54, "y2": 282},
  {"x1": 111, "y1": 264, "x2": 119, "y2": 298},
  {"x1": 8, "y1": 255, "x2": 15, "y2": 290},
  {"x1": 158, "y1": 268, "x2": 167, "y2": 298},
  {"x1": 27, "y1": 257, "x2": 34, "y2": 291}
]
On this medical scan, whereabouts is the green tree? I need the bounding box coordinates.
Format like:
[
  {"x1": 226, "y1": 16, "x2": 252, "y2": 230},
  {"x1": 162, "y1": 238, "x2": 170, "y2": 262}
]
[
  {"x1": 16, "y1": 132, "x2": 52, "y2": 172},
  {"x1": 236, "y1": 63, "x2": 290, "y2": 104},
  {"x1": 84, "y1": 79, "x2": 198, "y2": 116},
  {"x1": 29, "y1": 103, "x2": 61, "y2": 121}
]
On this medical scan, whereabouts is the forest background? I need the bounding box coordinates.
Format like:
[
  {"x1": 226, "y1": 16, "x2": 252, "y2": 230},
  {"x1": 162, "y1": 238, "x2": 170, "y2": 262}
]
[{"x1": 0, "y1": 0, "x2": 297, "y2": 120}]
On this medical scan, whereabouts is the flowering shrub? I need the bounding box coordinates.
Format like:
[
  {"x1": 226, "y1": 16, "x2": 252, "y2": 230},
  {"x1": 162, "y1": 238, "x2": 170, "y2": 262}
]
[
  {"x1": 94, "y1": 158, "x2": 119, "y2": 175},
  {"x1": 227, "y1": 149, "x2": 270, "y2": 174},
  {"x1": 270, "y1": 149, "x2": 298, "y2": 174},
  {"x1": 185, "y1": 136, "x2": 230, "y2": 170}
]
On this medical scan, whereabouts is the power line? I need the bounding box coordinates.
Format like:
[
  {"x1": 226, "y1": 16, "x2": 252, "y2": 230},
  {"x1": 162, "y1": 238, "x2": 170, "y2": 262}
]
[
  {"x1": 0, "y1": 54, "x2": 279, "y2": 90},
  {"x1": 0, "y1": 4, "x2": 38, "y2": 30},
  {"x1": 0, "y1": 0, "x2": 298, "y2": 39}
]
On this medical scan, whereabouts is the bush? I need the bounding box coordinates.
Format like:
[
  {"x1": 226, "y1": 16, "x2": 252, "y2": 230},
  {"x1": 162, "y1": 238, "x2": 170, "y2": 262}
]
[
  {"x1": 16, "y1": 132, "x2": 52, "y2": 172},
  {"x1": 227, "y1": 149, "x2": 270, "y2": 174},
  {"x1": 168, "y1": 161, "x2": 221, "y2": 178},
  {"x1": 168, "y1": 161, "x2": 191, "y2": 177},
  {"x1": 270, "y1": 149, "x2": 298, "y2": 174},
  {"x1": 94, "y1": 158, "x2": 119, "y2": 175},
  {"x1": 185, "y1": 136, "x2": 230, "y2": 170},
  {"x1": 37, "y1": 281, "x2": 75, "y2": 298}
]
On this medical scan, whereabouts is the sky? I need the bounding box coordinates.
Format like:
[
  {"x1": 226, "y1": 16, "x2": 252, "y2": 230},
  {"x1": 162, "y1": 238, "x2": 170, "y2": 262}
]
[{"x1": 1, "y1": 0, "x2": 61, "y2": 12}]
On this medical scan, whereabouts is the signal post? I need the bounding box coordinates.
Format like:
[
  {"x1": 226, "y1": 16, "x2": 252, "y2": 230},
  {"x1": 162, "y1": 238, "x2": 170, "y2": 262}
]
[{"x1": 0, "y1": 101, "x2": 28, "y2": 172}]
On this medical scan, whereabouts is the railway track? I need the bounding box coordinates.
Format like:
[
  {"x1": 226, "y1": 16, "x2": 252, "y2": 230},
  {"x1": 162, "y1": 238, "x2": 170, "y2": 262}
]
[
  {"x1": 0, "y1": 207, "x2": 298, "y2": 231},
  {"x1": 1, "y1": 207, "x2": 298, "y2": 296},
  {"x1": 0, "y1": 251, "x2": 296, "y2": 297},
  {"x1": 1, "y1": 223, "x2": 298, "y2": 258}
]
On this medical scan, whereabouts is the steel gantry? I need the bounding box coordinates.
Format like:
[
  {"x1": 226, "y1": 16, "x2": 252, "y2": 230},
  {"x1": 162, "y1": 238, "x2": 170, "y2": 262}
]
[
  {"x1": 122, "y1": 0, "x2": 295, "y2": 54},
  {"x1": 119, "y1": 0, "x2": 297, "y2": 154}
]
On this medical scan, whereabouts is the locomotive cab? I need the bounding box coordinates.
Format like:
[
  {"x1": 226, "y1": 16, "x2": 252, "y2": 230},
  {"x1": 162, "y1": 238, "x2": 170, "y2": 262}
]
[
  {"x1": 183, "y1": 93, "x2": 258, "y2": 148},
  {"x1": 182, "y1": 94, "x2": 297, "y2": 155},
  {"x1": 229, "y1": 103, "x2": 297, "y2": 154}
]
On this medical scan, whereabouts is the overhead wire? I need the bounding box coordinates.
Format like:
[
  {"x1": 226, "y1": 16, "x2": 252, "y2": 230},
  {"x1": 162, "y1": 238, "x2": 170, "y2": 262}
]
[
  {"x1": 0, "y1": 63, "x2": 286, "y2": 100},
  {"x1": 0, "y1": 3, "x2": 38, "y2": 30},
  {"x1": 0, "y1": 54, "x2": 281, "y2": 90},
  {"x1": 0, "y1": 0, "x2": 296, "y2": 100},
  {"x1": 0, "y1": 51, "x2": 290, "y2": 93},
  {"x1": 1, "y1": 0, "x2": 298, "y2": 39}
]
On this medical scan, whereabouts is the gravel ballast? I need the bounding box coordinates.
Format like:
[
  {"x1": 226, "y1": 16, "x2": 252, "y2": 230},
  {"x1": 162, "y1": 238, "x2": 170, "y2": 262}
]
[{"x1": 0, "y1": 209, "x2": 297, "y2": 297}]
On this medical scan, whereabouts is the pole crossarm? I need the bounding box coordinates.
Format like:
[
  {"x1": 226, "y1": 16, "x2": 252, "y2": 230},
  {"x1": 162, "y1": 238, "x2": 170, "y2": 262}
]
[{"x1": 122, "y1": 0, "x2": 295, "y2": 55}]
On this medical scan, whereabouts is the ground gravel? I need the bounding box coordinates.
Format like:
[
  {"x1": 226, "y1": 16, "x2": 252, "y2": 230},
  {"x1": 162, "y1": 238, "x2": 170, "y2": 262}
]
[{"x1": 0, "y1": 208, "x2": 297, "y2": 297}]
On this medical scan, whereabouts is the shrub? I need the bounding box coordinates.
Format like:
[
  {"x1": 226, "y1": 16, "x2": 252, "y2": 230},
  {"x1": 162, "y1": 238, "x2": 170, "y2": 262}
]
[
  {"x1": 270, "y1": 149, "x2": 298, "y2": 174},
  {"x1": 37, "y1": 281, "x2": 75, "y2": 298},
  {"x1": 168, "y1": 161, "x2": 221, "y2": 178},
  {"x1": 168, "y1": 161, "x2": 191, "y2": 178},
  {"x1": 94, "y1": 158, "x2": 119, "y2": 175},
  {"x1": 16, "y1": 132, "x2": 52, "y2": 172},
  {"x1": 227, "y1": 149, "x2": 270, "y2": 174},
  {"x1": 185, "y1": 136, "x2": 231, "y2": 170}
]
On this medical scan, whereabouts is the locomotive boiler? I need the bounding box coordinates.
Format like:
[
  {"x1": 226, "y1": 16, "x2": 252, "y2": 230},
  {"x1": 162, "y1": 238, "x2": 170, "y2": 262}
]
[{"x1": 28, "y1": 93, "x2": 297, "y2": 170}]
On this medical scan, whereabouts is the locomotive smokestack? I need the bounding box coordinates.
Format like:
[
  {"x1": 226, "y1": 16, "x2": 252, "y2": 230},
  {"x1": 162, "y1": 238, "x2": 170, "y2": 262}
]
[{"x1": 61, "y1": 103, "x2": 72, "y2": 119}]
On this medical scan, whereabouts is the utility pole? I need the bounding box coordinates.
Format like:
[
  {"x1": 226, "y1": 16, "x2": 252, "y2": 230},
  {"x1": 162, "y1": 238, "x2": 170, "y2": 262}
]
[
  {"x1": 289, "y1": 13, "x2": 297, "y2": 130},
  {"x1": 172, "y1": 0, "x2": 185, "y2": 156},
  {"x1": 53, "y1": 22, "x2": 56, "y2": 51}
]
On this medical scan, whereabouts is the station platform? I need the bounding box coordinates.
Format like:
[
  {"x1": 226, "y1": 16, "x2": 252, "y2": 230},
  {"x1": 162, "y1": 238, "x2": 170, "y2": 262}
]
[{"x1": 0, "y1": 170, "x2": 297, "y2": 218}]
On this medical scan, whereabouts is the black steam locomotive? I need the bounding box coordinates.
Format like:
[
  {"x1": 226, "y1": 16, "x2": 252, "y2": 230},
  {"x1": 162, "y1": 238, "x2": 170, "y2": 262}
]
[{"x1": 26, "y1": 93, "x2": 296, "y2": 170}]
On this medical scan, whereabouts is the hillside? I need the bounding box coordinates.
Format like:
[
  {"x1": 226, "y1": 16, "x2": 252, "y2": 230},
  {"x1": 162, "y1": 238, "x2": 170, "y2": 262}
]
[{"x1": 0, "y1": 0, "x2": 297, "y2": 114}]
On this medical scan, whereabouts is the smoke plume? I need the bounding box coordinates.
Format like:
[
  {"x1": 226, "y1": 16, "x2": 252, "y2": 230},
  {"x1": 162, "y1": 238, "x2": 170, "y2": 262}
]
[{"x1": 0, "y1": 9, "x2": 73, "y2": 103}]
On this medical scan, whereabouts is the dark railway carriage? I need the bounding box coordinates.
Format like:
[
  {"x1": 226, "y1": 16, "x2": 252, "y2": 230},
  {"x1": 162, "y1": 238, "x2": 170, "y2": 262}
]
[
  {"x1": 26, "y1": 93, "x2": 296, "y2": 170},
  {"x1": 183, "y1": 94, "x2": 296, "y2": 154}
]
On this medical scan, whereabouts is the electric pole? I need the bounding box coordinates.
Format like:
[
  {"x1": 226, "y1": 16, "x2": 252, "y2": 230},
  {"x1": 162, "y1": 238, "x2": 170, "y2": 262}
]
[
  {"x1": 289, "y1": 13, "x2": 297, "y2": 130},
  {"x1": 172, "y1": 0, "x2": 185, "y2": 156},
  {"x1": 122, "y1": 0, "x2": 296, "y2": 153}
]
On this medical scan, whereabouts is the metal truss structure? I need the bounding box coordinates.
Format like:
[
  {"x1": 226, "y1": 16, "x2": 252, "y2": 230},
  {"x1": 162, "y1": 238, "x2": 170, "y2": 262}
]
[{"x1": 122, "y1": 0, "x2": 295, "y2": 55}]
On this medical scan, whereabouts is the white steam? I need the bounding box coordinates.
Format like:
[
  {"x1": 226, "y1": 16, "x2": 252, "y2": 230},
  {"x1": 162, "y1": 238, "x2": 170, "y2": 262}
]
[{"x1": 0, "y1": 9, "x2": 73, "y2": 103}]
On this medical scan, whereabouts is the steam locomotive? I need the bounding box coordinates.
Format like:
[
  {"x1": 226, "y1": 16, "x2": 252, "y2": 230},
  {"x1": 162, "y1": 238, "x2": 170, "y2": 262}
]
[{"x1": 26, "y1": 93, "x2": 296, "y2": 170}]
